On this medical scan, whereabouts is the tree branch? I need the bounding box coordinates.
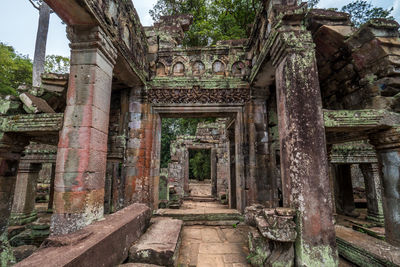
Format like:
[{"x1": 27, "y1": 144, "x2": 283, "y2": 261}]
[{"x1": 28, "y1": 0, "x2": 40, "y2": 10}]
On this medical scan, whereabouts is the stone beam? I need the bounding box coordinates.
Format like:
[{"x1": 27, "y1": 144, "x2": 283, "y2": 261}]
[
  {"x1": 0, "y1": 113, "x2": 63, "y2": 133},
  {"x1": 45, "y1": 0, "x2": 149, "y2": 86},
  {"x1": 324, "y1": 109, "x2": 400, "y2": 144},
  {"x1": 324, "y1": 109, "x2": 400, "y2": 130}
]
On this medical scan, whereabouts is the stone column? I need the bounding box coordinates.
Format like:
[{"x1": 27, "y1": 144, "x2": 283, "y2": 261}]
[
  {"x1": 211, "y1": 148, "x2": 217, "y2": 197},
  {"x1": 10, "y1": 161, "x2": 41, "y2": 225},
  {"x1": 51, "y1": 26, "x2": 117, "y2": 235},
  {"x1": 359, "y1": 163, "x2": 385, "y2": 225},
  {"x1": 333, "y1": 164, "x2": 358, "y2": 217},
  {"x1": 248, "y1": 89, "x2": 274, "y2": 207},
  {"x1": 273, "y1": 30, "x2": 338, "y2": 265},
  {"x1": 369, "y1": 127, "x2": 400, "y2": 246},
  {"x1": 47, "y1": 163, "x2": 55, "y2": 212},
  {"x1": 0, "y1": 133, "x2": 28, "y2": 264},
  {"x1": 125, "y1": 87, "x2": 154, "y2": 207}
]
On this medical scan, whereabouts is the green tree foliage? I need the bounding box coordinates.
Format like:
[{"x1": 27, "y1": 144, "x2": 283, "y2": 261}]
[
  {"x1": 0, "y1": 43, "x2": 32, "y2": 96},
  {"x1": 308, "y1": 0, "x2": 394, "y2": 27},
  {"x1": 44, "y1": 55, "x2": 70, "y2": 74},
  {"x1": 150, "y1": 0, "x2": 259, "y2": 46},
  {"x1": 189, "y1": 149, "x2": 211, "y2": 181},
  {"x1": 161, "y1": 118, "x2": 215, "y2": 168},
  {"x1": 341, "y1": 0, "x2": 394, "y2": 27}
]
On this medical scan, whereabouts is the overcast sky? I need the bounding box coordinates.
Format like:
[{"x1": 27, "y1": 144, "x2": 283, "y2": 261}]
[{"x1": 0, "y1": 0, "x2": 398, "y2": 59}]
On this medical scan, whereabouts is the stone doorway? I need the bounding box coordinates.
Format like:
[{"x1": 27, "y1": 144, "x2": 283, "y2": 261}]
[{"x1": 188, "y1": 148, "x2": 213, "y2": 198}]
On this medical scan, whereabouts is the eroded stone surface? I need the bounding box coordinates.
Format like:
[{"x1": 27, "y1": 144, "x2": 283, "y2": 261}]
[{"x1": 129, "y1": 218, "x2": 183, "y2": 266}]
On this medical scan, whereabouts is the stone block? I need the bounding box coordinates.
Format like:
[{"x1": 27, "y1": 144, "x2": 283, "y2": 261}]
[
  {"x1": 16, "y1": 204, "x2": 151, "y2": 267},
  {"x1": 129, "y1": 218, "x2": 183, "y2": 266},
  {"x1": 19, "y1": 93, "x2": 55, "y2": 114}
]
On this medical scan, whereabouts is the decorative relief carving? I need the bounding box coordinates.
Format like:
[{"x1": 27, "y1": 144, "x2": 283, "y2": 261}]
[
  {"x1": 173, "y1": 62, "x2": 185, "y2": 76},
  {"x1": 147, "y1": 88, "x2": 250, "y2": 104},
  {"x1": 213, "y1": 60, "x2": 225, "y2": 75},
  {"x1": 192, "y1": 61, "x2": 205, "y2": 76}
]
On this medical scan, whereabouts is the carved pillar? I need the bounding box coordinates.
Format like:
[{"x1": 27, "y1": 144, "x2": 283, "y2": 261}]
[
  {"x1": 273, "y1": 30, "x2": 338, "y2": 265},
  {"x1": 51, "y1": 26, "x2": 117, "y2": 235},
  {"x1": 333, "y1": 165, "x2": 357, "y2": 217},
  {"x1": 369, "y1": 127, "x2": 400, "y2": 246},
  {"x1": 248, "y1": 88, "x2": 274, "y2": 207},
  {"x1": 359, "y1": 163, "x2": 385, "y2": 225},
  {"x1": 10, "y1": 161, "x2": 41, "y2": 225},
  {"x1": 0, "y1": 133, "x2": 28, "y2": 264}
]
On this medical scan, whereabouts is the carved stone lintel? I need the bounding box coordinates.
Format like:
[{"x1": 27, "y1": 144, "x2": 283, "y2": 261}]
[{"x1": 147, "y1": 88, "x2": 250, "y2": 104}]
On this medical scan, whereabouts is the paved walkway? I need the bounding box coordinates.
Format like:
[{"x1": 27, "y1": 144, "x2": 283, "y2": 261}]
[{"x1": 177, "y1": 225, "x2": 250, "y2": 267}]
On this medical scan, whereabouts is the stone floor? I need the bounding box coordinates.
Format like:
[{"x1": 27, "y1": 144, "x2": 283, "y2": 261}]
[{"x1": 177, "y1": 225, "x2": 250, "y2": 267}]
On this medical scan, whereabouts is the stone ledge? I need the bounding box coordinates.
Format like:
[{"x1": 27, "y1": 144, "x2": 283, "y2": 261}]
[
  {"x1": 16, "y1": 204, "x2": 151, "y2": 267},
  {"x1": 0, "y1": 113, "x2": 64, "y2": 133},
  {"x1": 336, "y1": 225, "x2": 400, "y2": 267}
]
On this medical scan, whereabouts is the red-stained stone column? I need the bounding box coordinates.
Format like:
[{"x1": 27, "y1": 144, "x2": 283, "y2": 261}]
[
  {"x1": 125, "y1": 87, "x2": 155, "y2": 207},
  {"x1": 51, "y1": 26, "x2": 117, "y2": 235},
  {"x1": 273, "y1": 30, "x2": 338, "y2": 265},
  {"x1": 369, "y1": 127, "x2": 400, "y2": 247}
]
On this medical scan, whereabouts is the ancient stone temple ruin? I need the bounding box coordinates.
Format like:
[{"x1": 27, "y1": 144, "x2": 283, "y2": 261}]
[{"x1": 1, "y1": 0, "x2": 400, "y2": 266}]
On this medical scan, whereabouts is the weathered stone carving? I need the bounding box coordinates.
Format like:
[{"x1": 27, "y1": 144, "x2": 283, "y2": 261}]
[
  {"x1": 148, "y1": 88, "x2": 250, "y2": 104},
  {"x1": 245, "y1": 204, "x2": 296, "y2": 267}
]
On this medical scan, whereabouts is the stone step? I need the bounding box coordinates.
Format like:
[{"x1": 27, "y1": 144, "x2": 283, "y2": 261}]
[
  {"x1": 128, "y1": 218, "x2": 183, "y2": 267},
  {"x1": 154, "y1": 209, "x2": 243, "y2": 223},
  {"x1": 119, "y1": 264, "x2": 164, "y2": 267},
  {"x1": 184, "y1": 196, "x2": 216, "y2": 202}
]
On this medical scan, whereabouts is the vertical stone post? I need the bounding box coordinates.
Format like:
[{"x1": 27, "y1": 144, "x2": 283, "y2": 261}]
[
  {"x1": 47, "y1": 163, "x2": 55, "y2": 212},
  {"x1": 51, "y1": 26, "x2": 117, "y2": 235},
  {"x1": 273, "y1": 30, "x2": 338, "y2": 265},
  {"x1": 359, "y1": 163, "x2": 385, "y2": 225},
  {"x1": 0, "y1": 133, "x2": 28, "y2": 265},
  {"x1": 211, "y1": 148, "x2": 217, "y2": 197},
  {"x1": 369, "y1": 127, "x2": 400, "y2": 247},
  {"x1": 248, "y1": 89, "x2": 274, "y2": 206},
  {"x1": 10, "y1": 161, "x2": 41, "y2": 225}
]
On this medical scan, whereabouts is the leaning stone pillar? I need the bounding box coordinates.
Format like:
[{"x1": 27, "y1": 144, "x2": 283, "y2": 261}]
[
  {"x1": 369, "y1": 127, "x2": 400, "y2": 246},
  {"x1": 359, "y1": 163, "x2": 385, "y2": 225},
  {"x1": 273, "y1": 30, "x2": 338, "y2": 265},
  {"x1": 51, "y1": 26, "x2": 117, "y2": 235},
  {"x1": 10, "y1": 161, "x2": 41, "y2": 225},
  {"x1": 0, "y1": 133, "x2": 28, "y2": 265}
]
